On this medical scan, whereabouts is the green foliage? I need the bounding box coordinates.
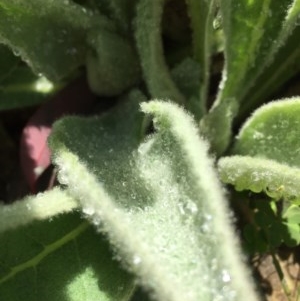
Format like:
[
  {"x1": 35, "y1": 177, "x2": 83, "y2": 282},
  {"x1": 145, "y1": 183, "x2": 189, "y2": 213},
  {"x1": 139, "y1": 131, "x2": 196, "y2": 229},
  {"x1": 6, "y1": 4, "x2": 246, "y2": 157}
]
[
  {"x1": 0, "y1": 0, "x2": 105, "y2": 81},
  {"x1": 0, "y1": 211, "x2": 134, "y2": 301},
  {"x1": 86, "y1": 29, "x2": 141, "y2": 96},
  {"x1": 219, "y1": 98, "x2": 300, "y2": 252},
  {"x1": 49, "y1": 97, "x2": 257, "y2": 301},
  {"x1": 200, "y1": 0, "x2": 300, "y2": 154},
  {"x1": 135, "y1": 0, "x2": 186, "y2": 106},
  {"x1": 218, "y1": 156, "x2": 300, "y2": 200},
  {"x1": 0, "y1": 66, "x2": 57, "y2": 111},
  {"x1": 232, "y1": 97, "x2": 300, "y2": 166},
  {"x1": 0, "y1": 0, "x2": 300, "y2": 300}
]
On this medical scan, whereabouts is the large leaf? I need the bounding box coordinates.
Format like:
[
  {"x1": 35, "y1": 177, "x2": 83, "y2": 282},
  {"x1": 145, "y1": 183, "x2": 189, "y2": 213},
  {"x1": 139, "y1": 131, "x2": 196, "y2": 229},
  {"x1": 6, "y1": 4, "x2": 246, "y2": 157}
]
[
  {"x1": 0, "y1": 0, "x2": 112, "y2": 80},
  {"x1": 0, "y1": 189, "x2": 134, "y2": 301},
  {"x1": 49, "y1": 92, "x2": 258, "y2": 301}
]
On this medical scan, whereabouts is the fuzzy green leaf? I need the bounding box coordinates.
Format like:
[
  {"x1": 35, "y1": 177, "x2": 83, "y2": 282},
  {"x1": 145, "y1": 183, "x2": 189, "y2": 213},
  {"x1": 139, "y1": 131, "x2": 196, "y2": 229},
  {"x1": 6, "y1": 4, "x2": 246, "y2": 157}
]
[
  {"x1": 201, "y1": 0, "x2": 299, "y2": 154},
  {"x1": 0, "y1": 210, "x2": 134, "y2": 301},
  {"x1": 186, "y1": 0, "x2": 215, "y2": 114},
  {"x1": 218, "y1": 156, "x2": 300, "y2": 199},
  {"x1": 135, "y1": 0, "x2": 185, "y2": 105},
  {"x1": 233, "y1": 97, "x2": 300, "y2": 167},
  {"x1": 171, "y1": 57, "x2": 202, "y2": 119},
  {"x1": 219, "y1": 0, "x2": 293, "y2": 101},
  {"x1": 0, "y1": 0, "x2": 110, "y2": 80},
  {"x1": 219, "y1": 98, "x2": 300, "y2": 203},
  {"x1": 50, "y1": 93, "x2": 258, "y2": 301},
  {"x1": 238, "y1": 24, "x2": 300, "y2": 119},
  {"x1": 0, "y1": 188, "x2": 77, "y2": 232}
]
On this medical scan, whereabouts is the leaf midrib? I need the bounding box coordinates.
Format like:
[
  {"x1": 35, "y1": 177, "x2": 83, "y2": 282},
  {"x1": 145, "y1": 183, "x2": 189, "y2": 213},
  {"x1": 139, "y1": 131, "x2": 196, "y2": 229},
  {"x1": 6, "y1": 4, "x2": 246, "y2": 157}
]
[{"x1": 0, "y1": 221, "x2": 89, "y2": 285}]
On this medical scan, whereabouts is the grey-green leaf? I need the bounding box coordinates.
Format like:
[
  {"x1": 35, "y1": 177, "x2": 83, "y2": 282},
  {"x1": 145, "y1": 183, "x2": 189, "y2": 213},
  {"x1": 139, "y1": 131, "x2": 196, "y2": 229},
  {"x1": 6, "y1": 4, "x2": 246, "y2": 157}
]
[
  {"x1": 0, "y1": 0, "x2": 110, "y2": 80},
  {"x1": 201, "y1": 0, "x2": 299, "y2": 154},
  {"x1": 135, "y1": 0, "x2": 185, "y2": 105},
  {"x1": 238, "y1": 24, "x2": 300, "y2": 119},
  {"x1": 0, "y1": 188, "x2": 77, "y2": 232},
  {"x1": 50, "y1": 94, "x2": 258, "y2": 301},
  {"x1": 219, "y1": 98, "x2": 300, "y2": 200},
  {"x1": 232, "y1": 97, "x2": 300, "y2": 167},
  {"x1": 218, "y1": 155, "x2": 300, "y2": 199},
  {"x1": 186, "y1": 0, "x2": 215, "y2": 114}
]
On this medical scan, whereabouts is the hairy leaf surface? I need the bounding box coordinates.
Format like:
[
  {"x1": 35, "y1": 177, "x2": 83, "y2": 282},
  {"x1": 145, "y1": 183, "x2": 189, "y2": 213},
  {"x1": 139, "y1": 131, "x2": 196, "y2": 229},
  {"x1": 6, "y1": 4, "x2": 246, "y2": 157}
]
[
  {"x1": 186, "y1": 0, "x2": 215, "y2": 114},
  {"x1": 201, "y1": 0, "x2": 298, "y2": 154},
  {"x1": 135, "y1": 0, "x2": 185, "y2": 105},
  {"x1": 218, "y1": 156, "x2": 300, "y2": 200},
  {"x1": 219, "y1": 98, "x2": 300, "y2": 199},
  {"x1": 233, "y1": 97, "x2": 300, "y2": 167},
  {"x1": 50, "y1": 93, "x2": 257, "y2": 301},
  {"x1": 0, "y1": 191, "x2": 133, "y2": 301},
  {"x1": 0, "y1": 0, "x2": 111, "y2": 80}
]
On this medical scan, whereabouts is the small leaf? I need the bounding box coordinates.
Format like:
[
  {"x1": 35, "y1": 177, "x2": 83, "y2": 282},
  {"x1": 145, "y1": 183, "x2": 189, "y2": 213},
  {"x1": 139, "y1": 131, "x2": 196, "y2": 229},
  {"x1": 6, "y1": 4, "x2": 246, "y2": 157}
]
[
  {"x1": 233, "y1": 97, "x2": 300, "y2": 167},
  {"x1": 282, "y1": 222, "x2": 300, "y2": 247},
  {"x1": 283, "y1": 205, "x2": 300, "y2": 224},
  {"x1": 135, "y1": 0, "x2": 186, "y2": 105},
  {"x1": 50, "y1": 93, "x2": 258, "y2": 301},
  {"x1": 224, "y1": 98, "x2": 300, "y2": 199},
  {"x1": 0, "y1": 211, "x2": 134, "y2": 301},
  {"x1": 218, "y1": 156, "x2": 300, "y2": 199},
  {"x1": 243, "y1": 224, "x2": 268, "y2": 253}
]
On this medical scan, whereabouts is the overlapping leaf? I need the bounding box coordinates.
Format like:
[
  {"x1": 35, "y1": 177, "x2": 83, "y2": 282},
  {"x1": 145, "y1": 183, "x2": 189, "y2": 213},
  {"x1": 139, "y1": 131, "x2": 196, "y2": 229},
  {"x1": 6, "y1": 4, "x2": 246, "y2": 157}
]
[
  {"x1": 219, "y1": 98, "x2": 300, "y2": 200},
  {"x1": 186, "y1": 0, "x2": 215, "y2": 116},
  {"x1": 201, "y1": 0, "x2": 300, "y2": 154},
  {"x1": 135, "y1": 0, "x2": 185, "y2": 105},
  {"x1": 0, "y1": 0, "x2": 111, "y2": 80},
  {"x1": 49, "y1": 92, "x2": 258, "y2": 301},
  {"x1": 0, "y1": 189, "x2": 134, "y2": 301}
]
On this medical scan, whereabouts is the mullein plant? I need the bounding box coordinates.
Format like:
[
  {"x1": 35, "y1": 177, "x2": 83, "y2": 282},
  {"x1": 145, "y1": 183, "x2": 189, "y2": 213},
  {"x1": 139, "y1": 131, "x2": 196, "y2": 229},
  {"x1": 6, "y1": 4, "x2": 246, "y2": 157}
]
[{"x1": 0, "y1": 0, "x2": 300, "y2": 300}]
